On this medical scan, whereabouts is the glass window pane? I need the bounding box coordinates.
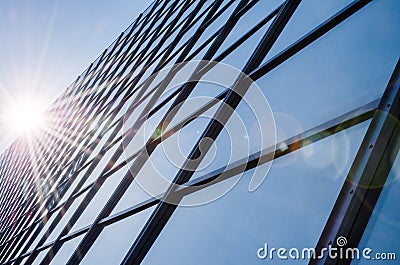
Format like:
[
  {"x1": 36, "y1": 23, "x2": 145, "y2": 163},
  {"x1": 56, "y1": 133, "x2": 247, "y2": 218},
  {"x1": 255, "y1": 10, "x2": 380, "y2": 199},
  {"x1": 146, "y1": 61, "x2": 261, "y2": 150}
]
[
  {"x1": 27, "y1": 207, "x2": 62, "y2": 252},
  {"x1": 142, "y1": 120, "x2": 370, "y2": 264},
  {"x1": 253, "y1": 0, "x2": 399, "y2": 144},
  {"x1": 80, "y1": 206, "x2": 155, "y2": 264},
  {"x1": 255, "y1": 0, "x2": 399, "y2": 141},
  {"x1": 69, "y1": 166, "x2": 129, "y2": 233},
  {"x1": 44, "y1": 190, "x2": 89, "y2": 244},
  {"x1": 218, "y1": 20, "x2": 273, "y2": 70},
  {"x1": 49, "y1": 234, "x2": 85, "y2": 265},
  {"x1": 31, "y1": 249, "x2": 47, "y2": 265},
  {"x1": 264, "y1": 0, "x2": 352, "y2": 62},
  {"x1": 353, "y1": 151, "x2": 400, "y2": 264},
  {"x1": 218, "y1": 0, "x2": 283, "y2": 53}
]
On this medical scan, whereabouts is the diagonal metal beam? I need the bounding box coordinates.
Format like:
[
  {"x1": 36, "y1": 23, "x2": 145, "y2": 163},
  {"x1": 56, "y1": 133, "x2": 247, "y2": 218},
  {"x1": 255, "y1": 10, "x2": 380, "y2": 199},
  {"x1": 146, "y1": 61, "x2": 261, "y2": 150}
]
[
  {"x1": 6, "y1": 97, "x2": 377, "y2": 264},
  {"x1": 121, "y1": 1, "x2": 302, "y2": 264},
  {"x1": 311, "y1": 59, "x2": 400, "y2": 265}
]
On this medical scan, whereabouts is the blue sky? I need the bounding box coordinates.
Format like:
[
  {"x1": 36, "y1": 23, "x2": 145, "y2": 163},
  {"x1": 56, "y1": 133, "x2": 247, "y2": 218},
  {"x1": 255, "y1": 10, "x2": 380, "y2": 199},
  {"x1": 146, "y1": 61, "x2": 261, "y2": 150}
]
[{"x1": 0, "y1": 0, "x2": 153, "y2": 153}]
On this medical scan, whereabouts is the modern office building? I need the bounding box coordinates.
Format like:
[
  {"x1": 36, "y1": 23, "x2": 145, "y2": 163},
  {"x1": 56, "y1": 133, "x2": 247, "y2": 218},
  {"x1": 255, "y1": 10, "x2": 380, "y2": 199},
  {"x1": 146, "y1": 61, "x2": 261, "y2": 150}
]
[{"x1": 0, "y1": 0, "x2": 399, "y2": 264}]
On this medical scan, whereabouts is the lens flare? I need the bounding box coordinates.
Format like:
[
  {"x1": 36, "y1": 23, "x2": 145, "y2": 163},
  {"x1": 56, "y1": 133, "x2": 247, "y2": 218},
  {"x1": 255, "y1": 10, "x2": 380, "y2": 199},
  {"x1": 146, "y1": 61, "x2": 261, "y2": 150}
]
[
  {"x1": 272, "y1": 112, "x2": 303, "y2": 168},
  {"x1": 4, "y1": 99, "x2": 46, "y2": 135}
]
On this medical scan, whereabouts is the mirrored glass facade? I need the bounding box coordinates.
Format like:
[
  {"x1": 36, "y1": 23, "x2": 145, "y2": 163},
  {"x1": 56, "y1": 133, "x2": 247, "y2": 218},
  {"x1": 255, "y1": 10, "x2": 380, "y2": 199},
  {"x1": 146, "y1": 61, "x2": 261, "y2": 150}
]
[{"x1": 0, "y1": 0, "x2": 399, "y2": 264}]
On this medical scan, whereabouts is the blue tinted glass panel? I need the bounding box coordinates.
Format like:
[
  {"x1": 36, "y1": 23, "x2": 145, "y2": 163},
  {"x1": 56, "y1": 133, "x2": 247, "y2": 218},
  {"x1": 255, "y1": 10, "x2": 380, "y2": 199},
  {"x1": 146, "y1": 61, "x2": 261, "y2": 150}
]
[
  {"x1": 142, "y1": 120, "x2": 370, "y2": 265},
  {"x1": 80, "y1": 206, "x2": 155, "y2": 264},
  {"x1": 265, "y1": 0, "x2": 352, "y2": 62},
  {"x1": 49, "y1": 234, "x2": 85, "y2": 265},
  {"x1": 353, "y1": 151, "x2": 400, "y2": 264},
  {"x1": 44, "y1": 190, "x2": 90, "y2": 244},
  {"x1": 255, "y1": 0, "x2": 399, "y2": 141}
]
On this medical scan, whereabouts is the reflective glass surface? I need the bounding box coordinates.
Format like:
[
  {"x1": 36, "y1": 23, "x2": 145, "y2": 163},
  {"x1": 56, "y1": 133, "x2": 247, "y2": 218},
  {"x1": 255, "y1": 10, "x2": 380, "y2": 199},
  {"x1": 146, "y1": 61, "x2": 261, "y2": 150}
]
[
  {"x1": 0, "y1": 0, "x2": 398, "y2": 264},
  {"x1": 142, "y1": 120, "x2": 370, "y2": 264},
  {"x1": 80, "y1": 206, "x2": 155, "y2": 264},
  {"x1": 353, "y1": 151, "x2": 400, "y2": 264}
]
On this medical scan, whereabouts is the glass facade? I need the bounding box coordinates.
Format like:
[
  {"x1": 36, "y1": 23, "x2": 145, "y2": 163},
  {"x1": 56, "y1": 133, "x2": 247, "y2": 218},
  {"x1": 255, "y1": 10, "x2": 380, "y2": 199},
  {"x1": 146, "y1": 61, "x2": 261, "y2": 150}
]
[{"x1": 0, "y1": 0, "x2": 399, "y2": 264}]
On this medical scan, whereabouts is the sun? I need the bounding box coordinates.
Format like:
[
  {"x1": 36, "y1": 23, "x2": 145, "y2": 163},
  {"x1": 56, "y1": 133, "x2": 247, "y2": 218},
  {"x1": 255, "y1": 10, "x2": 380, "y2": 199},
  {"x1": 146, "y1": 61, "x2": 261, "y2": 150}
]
[{"x1": 4, "y1": 100, "x2": 46, "y2": 135}]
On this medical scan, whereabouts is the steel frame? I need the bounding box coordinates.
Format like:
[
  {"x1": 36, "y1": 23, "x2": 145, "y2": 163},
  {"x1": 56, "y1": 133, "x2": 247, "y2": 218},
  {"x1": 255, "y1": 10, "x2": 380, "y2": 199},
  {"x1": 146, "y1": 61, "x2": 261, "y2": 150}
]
[{"x1": 311, "y1": 60, "x2": 400, "y2": 265}]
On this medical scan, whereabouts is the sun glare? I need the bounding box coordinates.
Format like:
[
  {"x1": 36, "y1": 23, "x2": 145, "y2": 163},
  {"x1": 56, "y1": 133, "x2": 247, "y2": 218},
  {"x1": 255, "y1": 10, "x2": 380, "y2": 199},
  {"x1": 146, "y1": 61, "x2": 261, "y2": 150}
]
[{"x1": 5, "y1": 101, "x2": 45, "y2": 135}]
